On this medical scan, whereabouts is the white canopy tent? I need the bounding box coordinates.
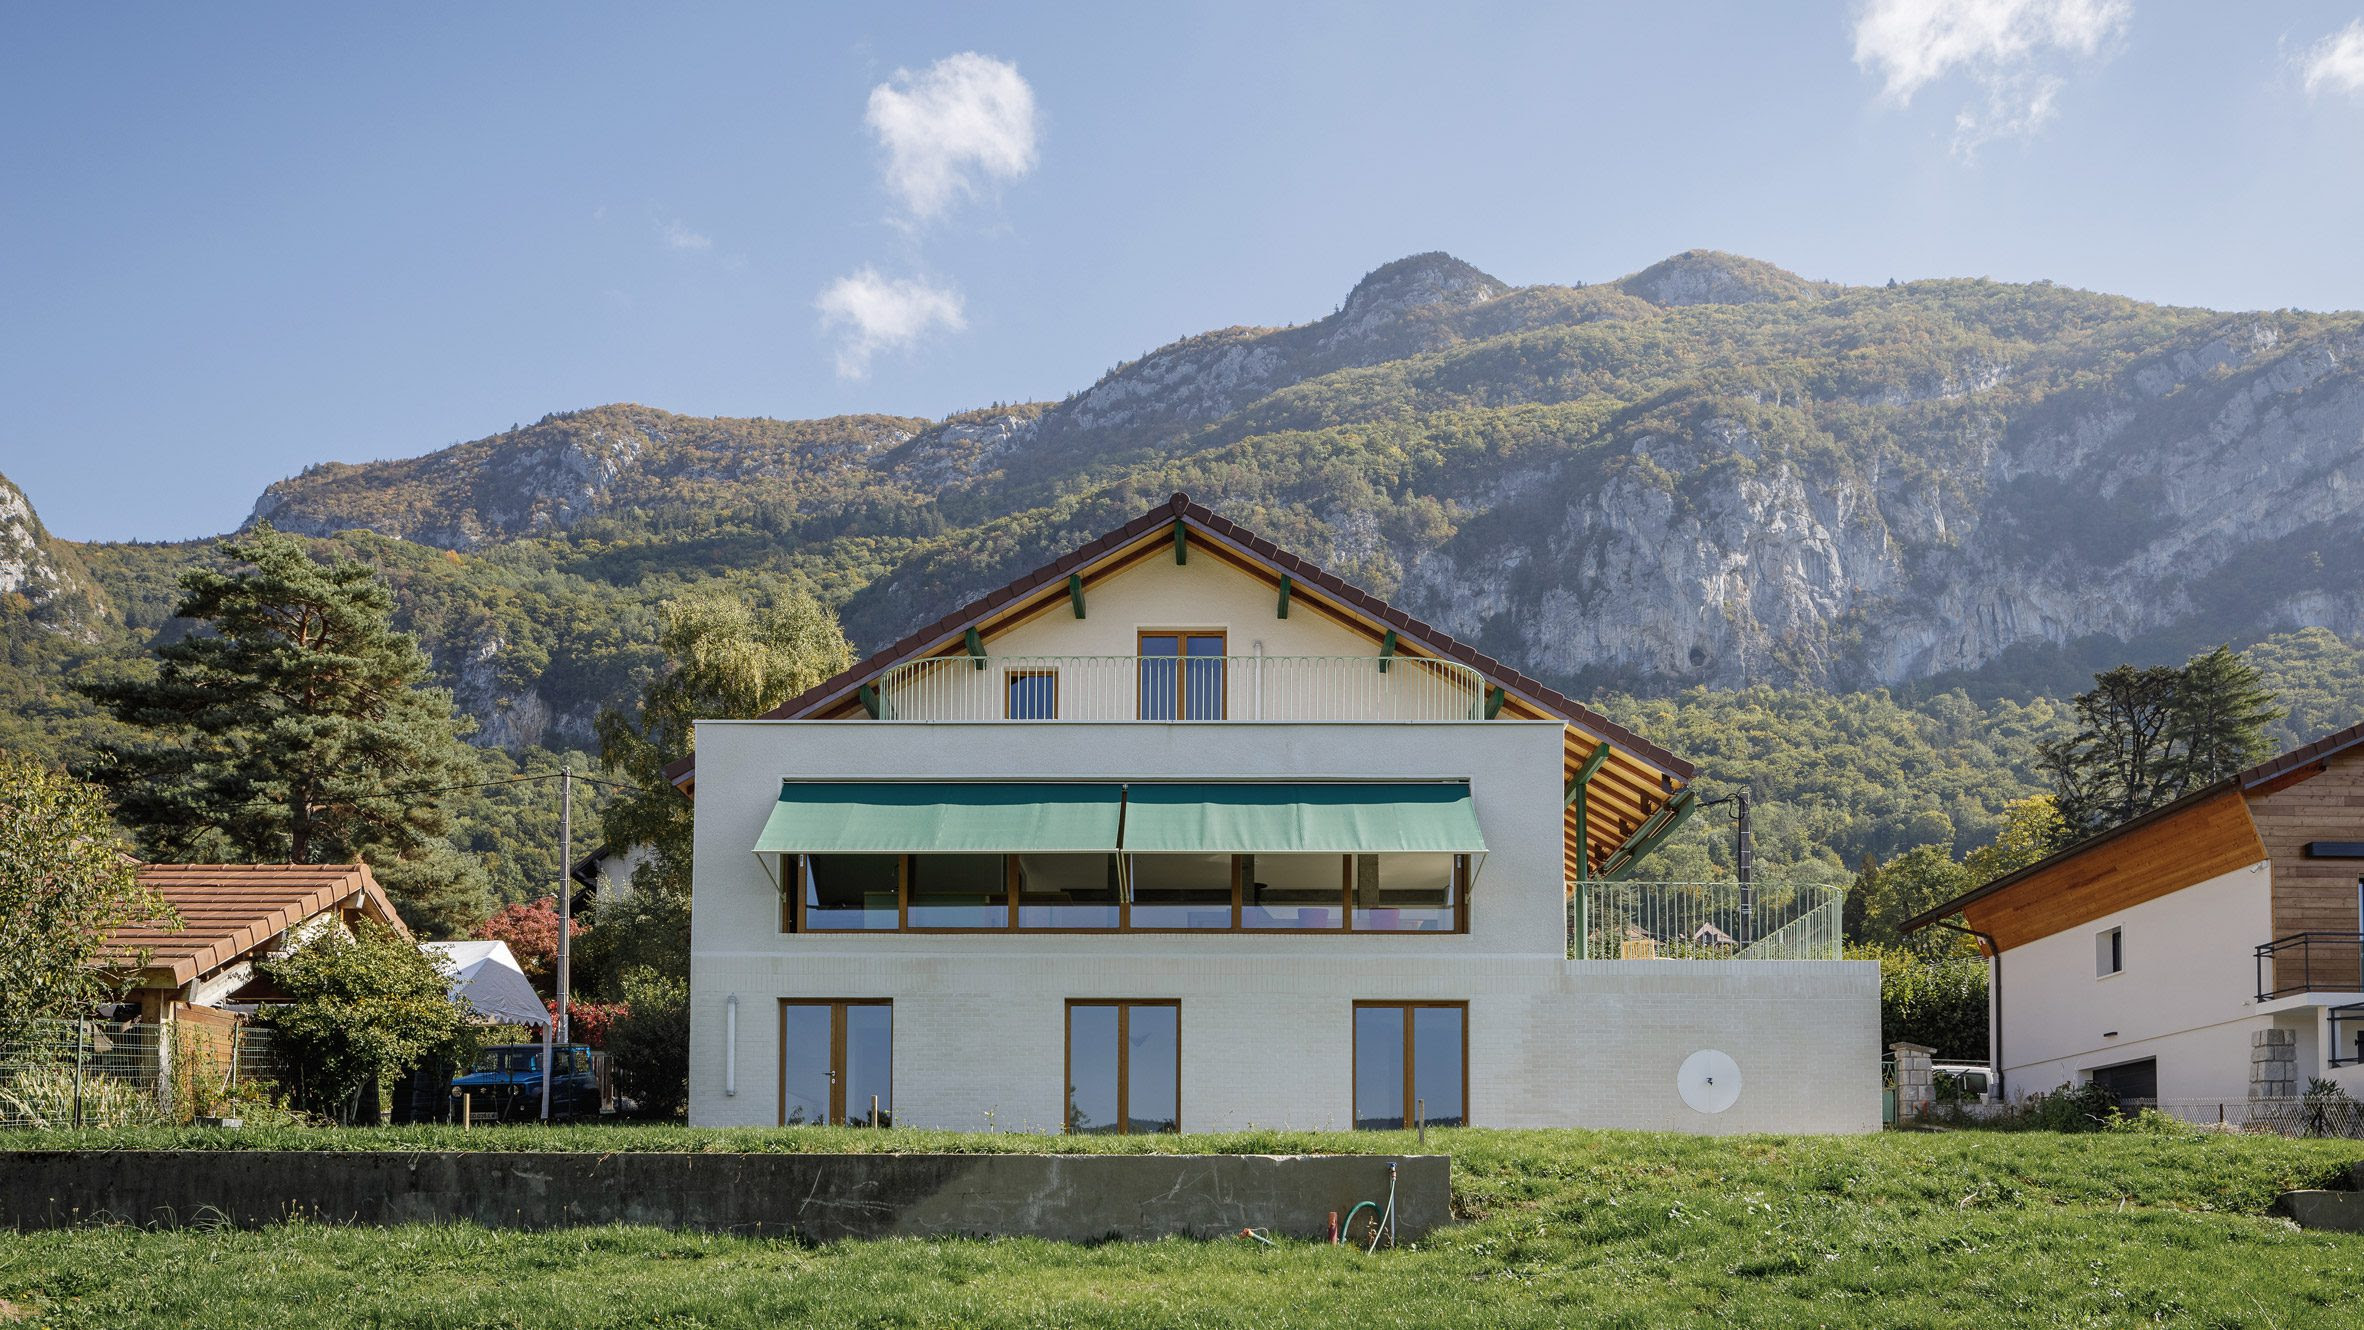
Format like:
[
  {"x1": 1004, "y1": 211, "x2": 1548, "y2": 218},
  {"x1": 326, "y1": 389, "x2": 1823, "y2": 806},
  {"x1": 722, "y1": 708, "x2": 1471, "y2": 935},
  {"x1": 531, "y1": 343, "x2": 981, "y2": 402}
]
[{"x1": 422, "y1": 940, "x2": 551, "y2": 1029}]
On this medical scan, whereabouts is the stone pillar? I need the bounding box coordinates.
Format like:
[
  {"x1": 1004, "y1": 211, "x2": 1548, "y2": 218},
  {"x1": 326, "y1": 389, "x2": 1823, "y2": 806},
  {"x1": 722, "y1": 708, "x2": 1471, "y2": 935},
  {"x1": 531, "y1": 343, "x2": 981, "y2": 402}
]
[
  {"x1": 1891, "y1": 1042, "x2": 1936, "y2": 1121},
  {"x1": 2250, "y1": 1028, "x2": 2298, "y2": 1102}
]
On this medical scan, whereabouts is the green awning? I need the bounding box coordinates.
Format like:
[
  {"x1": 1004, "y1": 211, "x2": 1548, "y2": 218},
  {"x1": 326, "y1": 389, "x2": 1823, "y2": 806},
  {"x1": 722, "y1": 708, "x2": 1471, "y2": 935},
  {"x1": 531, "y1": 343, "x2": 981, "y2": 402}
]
[
  {"x1": 754, "y1": 782, "x2": 1124, "y2": 854},
  {"x1": 1121, "y1": 782, "x2": 1485, "y2": 854}
]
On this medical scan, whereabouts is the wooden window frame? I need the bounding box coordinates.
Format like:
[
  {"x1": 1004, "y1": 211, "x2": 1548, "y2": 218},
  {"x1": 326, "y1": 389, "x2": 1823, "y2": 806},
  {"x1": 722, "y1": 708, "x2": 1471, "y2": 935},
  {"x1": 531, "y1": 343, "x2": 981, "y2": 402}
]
[
  {"x1": 1005, "y1": 667, "x2": 1059, "y2": 720},
  {"x1": 1351, "y1": 1000, "x2": 1469, "y2": 1131},
  {"x1": 1064, "y1": 998, "x2": 1181, "y2": 1135},
  {"x1": 793, "y1": 852, "x2": 1468, "y2": 936},
  {"x1": 776, "y1": 998, "x2": 893, "y2": 1127},
  {"x1": 1136, "y1": 629, "x2": 1227, "y2": 720}
]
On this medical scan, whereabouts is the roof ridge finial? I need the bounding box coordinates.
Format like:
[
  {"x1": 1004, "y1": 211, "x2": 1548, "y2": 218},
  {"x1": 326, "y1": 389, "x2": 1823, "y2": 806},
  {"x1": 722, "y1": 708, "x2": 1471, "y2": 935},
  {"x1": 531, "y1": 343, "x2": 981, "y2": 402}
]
[{"x1": 1167, "y1": 491, "x2": 1190, "y2": 514}]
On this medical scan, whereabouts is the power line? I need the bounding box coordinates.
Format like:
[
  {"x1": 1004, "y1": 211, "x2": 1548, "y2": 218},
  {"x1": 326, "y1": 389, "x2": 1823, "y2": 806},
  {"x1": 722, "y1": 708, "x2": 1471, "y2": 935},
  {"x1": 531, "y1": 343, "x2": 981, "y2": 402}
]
[{"x1": 192, "y1": 768, "x2": 657, "y2": 814}]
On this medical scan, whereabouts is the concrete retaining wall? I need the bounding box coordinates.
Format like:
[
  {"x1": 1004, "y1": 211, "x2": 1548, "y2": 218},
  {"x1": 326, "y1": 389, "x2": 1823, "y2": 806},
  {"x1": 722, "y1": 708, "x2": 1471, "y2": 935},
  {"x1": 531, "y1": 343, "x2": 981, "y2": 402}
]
[{"x1": 0, "y1": 1150, "x2": 1448, "y2": 1242}]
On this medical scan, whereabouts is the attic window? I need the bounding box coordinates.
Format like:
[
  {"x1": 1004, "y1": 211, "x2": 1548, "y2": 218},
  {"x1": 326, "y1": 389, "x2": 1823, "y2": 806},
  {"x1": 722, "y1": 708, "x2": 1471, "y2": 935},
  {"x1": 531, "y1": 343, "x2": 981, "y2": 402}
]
[{"x1": 2096, "y1": 927, "x2": 2123, "y2": 978}]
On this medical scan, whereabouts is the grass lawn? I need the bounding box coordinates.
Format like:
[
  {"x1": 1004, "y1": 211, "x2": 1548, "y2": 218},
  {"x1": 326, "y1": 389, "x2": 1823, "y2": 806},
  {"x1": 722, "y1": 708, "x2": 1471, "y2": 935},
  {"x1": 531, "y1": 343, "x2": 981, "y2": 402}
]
[{"x1": 1, "y1": 1127, "x2": 2359, "y2": 1329}]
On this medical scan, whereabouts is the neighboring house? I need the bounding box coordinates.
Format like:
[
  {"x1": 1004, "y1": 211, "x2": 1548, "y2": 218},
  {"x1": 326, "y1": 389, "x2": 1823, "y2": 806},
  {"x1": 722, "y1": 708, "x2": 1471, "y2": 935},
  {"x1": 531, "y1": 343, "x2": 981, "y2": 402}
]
[
  {"x1": 1904, "y1": 723, "x2": 2364, "y2": 1109},
  {"x1": 681, "y1": 495, "x2": 1876, "y2": 1134},
  {"x1": 101, "y1": 862, "x2": 408, "y2": 1024},
  {"x1": 421, "y1": 940, "x2": 551, "y2": 1029}
]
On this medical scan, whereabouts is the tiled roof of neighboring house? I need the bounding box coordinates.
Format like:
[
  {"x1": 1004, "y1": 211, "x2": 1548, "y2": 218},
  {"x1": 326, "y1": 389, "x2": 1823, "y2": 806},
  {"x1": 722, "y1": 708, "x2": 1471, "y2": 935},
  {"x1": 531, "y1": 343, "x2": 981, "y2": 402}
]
[
  {"x1": 664, "y1": 493, "x2": 1692, "y2": 783},
  {"x1": 100, "y1": 863, "x2": 408, "y2": 988},
  {"x1": 1900, "y1": 717, "x2": 2364, "y2": 934}
]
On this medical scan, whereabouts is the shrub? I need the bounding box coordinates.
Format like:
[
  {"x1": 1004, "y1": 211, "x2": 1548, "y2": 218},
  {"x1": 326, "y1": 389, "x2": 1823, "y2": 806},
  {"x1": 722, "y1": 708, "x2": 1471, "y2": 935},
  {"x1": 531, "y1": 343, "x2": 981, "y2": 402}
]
[
  {"x1": 260, "y1": 922, "x2": 477, "y2": 1124},
  {"x1": 604, "y1": 968, "x2": 687, "y2": 1118}
]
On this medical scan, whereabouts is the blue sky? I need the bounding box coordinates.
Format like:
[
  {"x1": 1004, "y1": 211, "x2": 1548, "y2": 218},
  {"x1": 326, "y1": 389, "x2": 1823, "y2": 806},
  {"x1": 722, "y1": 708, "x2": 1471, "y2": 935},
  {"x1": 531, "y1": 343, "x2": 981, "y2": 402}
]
[{"x1": 5, "y1": 2, "x2": 2363, "y2": 542}]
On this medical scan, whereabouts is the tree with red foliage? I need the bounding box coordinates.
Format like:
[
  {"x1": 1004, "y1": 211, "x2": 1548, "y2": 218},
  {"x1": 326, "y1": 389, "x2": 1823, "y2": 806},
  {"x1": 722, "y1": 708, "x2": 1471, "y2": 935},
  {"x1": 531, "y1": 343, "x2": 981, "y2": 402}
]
[
  {"x1": 475, "y1": 898, "x2": 575, "y2": 987},
  {"x1": 556, "y1": 998, "x2": 627, "y2": 1049}
]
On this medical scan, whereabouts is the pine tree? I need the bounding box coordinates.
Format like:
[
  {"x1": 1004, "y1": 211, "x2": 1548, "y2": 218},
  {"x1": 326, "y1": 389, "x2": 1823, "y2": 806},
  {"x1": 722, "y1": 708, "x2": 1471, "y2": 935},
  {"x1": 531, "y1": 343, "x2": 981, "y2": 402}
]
[
  {"x1": 78, "y1": 525, "x2": 488, "y2": 933},
  {"x1": 2169, "y1": 645, "x2": 2282, "y2": 788},
  {"x1": 2041, "y1": 646, "x2": 2285, "y2": 843}
]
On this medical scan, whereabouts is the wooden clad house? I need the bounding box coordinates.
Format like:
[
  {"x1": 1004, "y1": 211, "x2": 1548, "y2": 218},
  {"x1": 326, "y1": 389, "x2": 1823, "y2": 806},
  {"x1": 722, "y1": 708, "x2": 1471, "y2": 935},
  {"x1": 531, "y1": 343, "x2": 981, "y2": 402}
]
[{"x1": 1905, "y1": 723, "x2": 2364, "y2": 1108}]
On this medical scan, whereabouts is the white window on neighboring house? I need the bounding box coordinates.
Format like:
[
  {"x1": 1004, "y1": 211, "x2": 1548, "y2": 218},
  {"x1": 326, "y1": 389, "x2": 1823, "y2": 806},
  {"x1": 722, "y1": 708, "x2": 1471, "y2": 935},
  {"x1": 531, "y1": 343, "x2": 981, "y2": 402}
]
[{"x1": 2097, "y1": 926, "x2": 2123, "y2": 978}]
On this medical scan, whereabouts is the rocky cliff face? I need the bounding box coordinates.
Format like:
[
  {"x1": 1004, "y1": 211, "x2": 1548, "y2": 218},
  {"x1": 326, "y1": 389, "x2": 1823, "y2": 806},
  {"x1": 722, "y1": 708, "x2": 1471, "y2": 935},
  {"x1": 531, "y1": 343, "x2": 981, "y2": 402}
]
[
  {"x1": 213, "y1": 250, "x2": 2364, "y2": 732},
  {"x1": 0, "y1": 471, "x2": 97, "y2": 632}
]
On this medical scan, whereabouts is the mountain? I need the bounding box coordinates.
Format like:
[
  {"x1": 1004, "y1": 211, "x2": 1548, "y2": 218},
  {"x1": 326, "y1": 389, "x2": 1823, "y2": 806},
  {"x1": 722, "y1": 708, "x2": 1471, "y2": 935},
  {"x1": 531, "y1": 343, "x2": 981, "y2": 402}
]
[
  {"x1": 0, "y1": 470, "x2": 99, "y2": 633},
  {"x1": 13, "y1": 248, "x2": 2364, "y2": 897},
  {"x1": 226, "y1": 250, "x2": 2364, "y2": 719}
]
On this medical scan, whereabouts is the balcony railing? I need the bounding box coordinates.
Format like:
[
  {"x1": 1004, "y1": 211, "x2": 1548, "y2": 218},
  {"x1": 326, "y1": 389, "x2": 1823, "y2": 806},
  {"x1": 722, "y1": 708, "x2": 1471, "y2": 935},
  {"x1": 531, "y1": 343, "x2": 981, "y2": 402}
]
[
  {"x1": 871, "y1": 653, "x2": 1491, "y2": 723},
  {"x1": 1569, "y1": 880, "x2": 1846, "y2": 961},
  {"x1": 2255, "y1": 932, "x2": 2364, "y2": 1001}
]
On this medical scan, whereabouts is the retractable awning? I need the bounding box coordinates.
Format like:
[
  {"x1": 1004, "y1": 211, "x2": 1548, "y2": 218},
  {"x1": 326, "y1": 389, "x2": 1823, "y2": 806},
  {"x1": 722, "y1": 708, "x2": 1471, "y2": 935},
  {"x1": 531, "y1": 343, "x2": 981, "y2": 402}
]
[
  {"x1": 754, "y1": 782, "x2": 1125, "y2": 854},
  {"x1": 1121, "y1": 782, "x2": 1486, "y2": 854}
]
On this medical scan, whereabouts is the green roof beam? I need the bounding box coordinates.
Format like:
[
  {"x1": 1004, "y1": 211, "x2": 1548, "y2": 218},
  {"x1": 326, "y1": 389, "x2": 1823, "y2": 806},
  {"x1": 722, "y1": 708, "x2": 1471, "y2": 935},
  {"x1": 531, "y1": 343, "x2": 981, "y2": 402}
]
[
  {"x1": 1378, "y1": 629, "x2": 1398, "y2": 674},
  {"x1": 1173, "y1": 521, "x2": 1188, "y2": 564},
  {"x1": 1068, "y1": 572, "x2": 1086, "y2": 619},
  {"x1": 965, "y1": 627, "x2": 987, "y2": 671},
  {"x1": 1276, "y1": 574, "x2": 1291, "y2": 619}
]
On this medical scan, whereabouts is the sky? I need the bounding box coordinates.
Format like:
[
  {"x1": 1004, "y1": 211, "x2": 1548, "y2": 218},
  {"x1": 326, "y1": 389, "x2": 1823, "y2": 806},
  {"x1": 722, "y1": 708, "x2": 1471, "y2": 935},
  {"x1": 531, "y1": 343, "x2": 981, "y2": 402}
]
[{"x1": 5, "y1": 2, "x2": 2364, "y2": 542}]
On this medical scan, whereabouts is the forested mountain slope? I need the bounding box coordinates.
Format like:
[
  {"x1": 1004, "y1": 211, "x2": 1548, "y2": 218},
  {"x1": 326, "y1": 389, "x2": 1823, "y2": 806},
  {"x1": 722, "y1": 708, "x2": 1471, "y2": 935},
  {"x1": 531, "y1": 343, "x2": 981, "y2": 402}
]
[{"x1": 237, "y1": 250, "x2": 2364, "y2": 712}]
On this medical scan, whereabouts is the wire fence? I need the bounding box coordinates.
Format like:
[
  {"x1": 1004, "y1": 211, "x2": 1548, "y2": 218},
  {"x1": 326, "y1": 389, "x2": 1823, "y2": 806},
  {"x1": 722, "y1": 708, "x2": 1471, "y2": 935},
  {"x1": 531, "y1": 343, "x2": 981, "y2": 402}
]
[
  {"x1": 2127, "y1": 1097, "x2": 2364, "y2": 1139},
  {"x1": 1568, "y1": 880, "x2": 1847, "y2": 961},
  {"x1": 0, "y1": 1018, "x2": 282, "y2": 1129}
]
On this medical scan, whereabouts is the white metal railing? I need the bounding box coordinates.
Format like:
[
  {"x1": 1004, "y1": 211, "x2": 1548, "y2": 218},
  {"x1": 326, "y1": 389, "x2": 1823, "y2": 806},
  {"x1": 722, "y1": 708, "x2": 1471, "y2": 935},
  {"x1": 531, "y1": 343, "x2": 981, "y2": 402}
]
[
  {"x1": 871, "y1": 654, "x2": 1490, "y2": 722},
  {"x1": 1568, "y1": 880, "x2": 1846, "y2": 961}
]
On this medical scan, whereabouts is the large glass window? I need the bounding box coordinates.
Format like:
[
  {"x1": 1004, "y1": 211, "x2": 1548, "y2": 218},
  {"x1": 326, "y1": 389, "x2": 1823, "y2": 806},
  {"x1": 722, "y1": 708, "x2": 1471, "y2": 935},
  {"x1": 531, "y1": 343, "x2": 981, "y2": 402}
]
[
  {"x1": 1006, "y1": 669, "x2": 1057, "y2": 719},
  {"x1": 1128, "y1": 853, "x2": 1234, "y2": 928},
  {"x1": 1015, "y1": 853, "x2": 1121, "y2": 928},
  {"x1": 1139, "y1": 632, "x2": 1226, "y2": 719},
  {"x1": 907, "y1": 853, "x2": 1009, "y2": 929},
  {"x1": 803, "y1": 855, "x2": 900, "y2": 930},
  {"x1": 1067, "y1": 1000, "x2": 1179, "y2": 1134},
  {"x1": 789, "y1": 851, "x2": 1463, "y2": 934},
  {"x1": 1354, "y1": 1002, "x2": 1465, "y2": 1130},
  {"x1": 1243, "y1": 854, "x2": 1345, "y2": 930},
  {"x1": 780, "y1": 1000, "x2": 892, "y2": 1126},
  {"x1": 1352, "y1": 853, "x2": 1462, "y2": 932}
]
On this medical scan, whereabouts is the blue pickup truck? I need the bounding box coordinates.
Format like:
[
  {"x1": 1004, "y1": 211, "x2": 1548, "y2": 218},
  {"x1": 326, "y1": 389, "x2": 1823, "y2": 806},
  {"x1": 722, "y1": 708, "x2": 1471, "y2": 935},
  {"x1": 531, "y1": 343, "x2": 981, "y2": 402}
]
[{"x1": 448, "y1": 1044, "x2": 600, "y2": 1122}]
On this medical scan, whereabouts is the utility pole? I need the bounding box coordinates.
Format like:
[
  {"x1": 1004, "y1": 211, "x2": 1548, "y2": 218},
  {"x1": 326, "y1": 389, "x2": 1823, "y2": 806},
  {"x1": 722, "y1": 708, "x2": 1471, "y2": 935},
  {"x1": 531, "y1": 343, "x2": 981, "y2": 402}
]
[{"x1": 556, "y1": 764, "x2": 573, "y2": 1045}]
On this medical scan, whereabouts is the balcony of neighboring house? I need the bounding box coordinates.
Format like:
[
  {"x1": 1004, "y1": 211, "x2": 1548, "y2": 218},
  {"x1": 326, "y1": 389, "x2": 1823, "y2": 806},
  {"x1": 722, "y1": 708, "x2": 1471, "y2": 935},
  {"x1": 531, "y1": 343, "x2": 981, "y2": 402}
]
[
  {"x1": 865, "y1": 643, "x2": 1492, "y2": 723},
  {"x1": 2256, "y1": 932, "x2": 2364, "y2": 1001},
  {"x1": 1569, "y1": 878, "x2": 1848, "y2": 962}
]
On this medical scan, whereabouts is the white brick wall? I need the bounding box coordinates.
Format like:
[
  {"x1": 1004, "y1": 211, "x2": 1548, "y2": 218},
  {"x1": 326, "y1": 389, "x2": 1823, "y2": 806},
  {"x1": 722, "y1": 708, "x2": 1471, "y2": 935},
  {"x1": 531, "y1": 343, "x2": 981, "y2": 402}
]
[{"x1": 687, "y1": 720, "x2": 1880, "y2": 1134}]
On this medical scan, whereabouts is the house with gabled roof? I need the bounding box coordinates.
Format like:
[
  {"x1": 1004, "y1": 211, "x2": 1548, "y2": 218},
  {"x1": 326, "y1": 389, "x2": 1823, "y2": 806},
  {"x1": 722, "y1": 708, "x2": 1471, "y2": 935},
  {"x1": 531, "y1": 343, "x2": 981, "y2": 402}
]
[
  {"x1": 103, "y1": 862, "x2": 408, "y2": 1024},
  {"x1": 1904, "y1": 721, "x2": 2364, "y2": 1113},
  {"x1": 685, "y1": 494, "x2": 1876, "y2": 1133}
]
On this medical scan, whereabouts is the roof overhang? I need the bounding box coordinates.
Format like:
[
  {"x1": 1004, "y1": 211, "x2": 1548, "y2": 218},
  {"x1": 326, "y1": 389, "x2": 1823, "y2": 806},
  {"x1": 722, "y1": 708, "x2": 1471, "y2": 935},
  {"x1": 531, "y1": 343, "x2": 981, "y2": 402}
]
[{"x1": 664, "y1": 493, "x2": 1694, "y2": 880}]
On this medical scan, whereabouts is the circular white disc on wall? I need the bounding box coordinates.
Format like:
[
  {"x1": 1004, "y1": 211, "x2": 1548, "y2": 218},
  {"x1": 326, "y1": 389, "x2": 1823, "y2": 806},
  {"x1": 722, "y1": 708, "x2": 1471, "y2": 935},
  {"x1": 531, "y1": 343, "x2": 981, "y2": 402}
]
[{"x1": 1677, "y1": 1049, "x2": 1741, "y2": 1114}]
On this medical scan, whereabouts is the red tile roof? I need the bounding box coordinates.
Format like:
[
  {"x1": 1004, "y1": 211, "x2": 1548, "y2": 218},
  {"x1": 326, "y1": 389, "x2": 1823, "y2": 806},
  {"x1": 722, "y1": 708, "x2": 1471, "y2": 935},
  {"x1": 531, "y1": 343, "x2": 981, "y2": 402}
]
[{"x1": 101, "y1": 863, "x2": 407, "y2": 987}]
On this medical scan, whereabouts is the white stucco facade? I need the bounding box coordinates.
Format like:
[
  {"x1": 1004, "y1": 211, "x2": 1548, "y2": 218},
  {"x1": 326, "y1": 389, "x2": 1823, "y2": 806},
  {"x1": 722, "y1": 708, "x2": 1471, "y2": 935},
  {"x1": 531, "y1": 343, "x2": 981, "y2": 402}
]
[
  {"x1": 686, "y1": 719, "x2": 1880, "y2": 1134},
  {"x1": 1992, "y1": 860, "x2": 2364, "y2": 1103}
]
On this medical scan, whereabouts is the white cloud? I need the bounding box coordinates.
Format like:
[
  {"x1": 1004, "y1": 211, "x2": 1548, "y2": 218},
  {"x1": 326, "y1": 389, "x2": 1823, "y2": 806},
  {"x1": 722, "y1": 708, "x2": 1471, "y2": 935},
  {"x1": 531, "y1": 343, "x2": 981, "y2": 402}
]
[
  {"x1": 814, "y1": 268, "x2": 966, "y2": 378},
  {"x1": 660, "y1": 219, "x2": 712, "y2": 252},
  {"x1": 865, "y1": 52, "x2": 1038, "y2": 222},
  {"x1": 1853, "y1": 0, "x2": 2129, "y2": 153},
  {"x1": 2302, "y1": 19, "x2": 2364, "y2": 98}
]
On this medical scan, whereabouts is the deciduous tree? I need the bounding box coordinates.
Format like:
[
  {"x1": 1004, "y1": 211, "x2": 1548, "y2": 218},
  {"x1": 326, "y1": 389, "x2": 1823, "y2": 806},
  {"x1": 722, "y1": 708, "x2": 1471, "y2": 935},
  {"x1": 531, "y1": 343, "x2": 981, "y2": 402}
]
[
  {"x1": 0, "y1": 754, "x2": 173, "y2": 1036},
  {"x1": 259, "y1": 921, "x2": 474, "y2": 1124}
]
